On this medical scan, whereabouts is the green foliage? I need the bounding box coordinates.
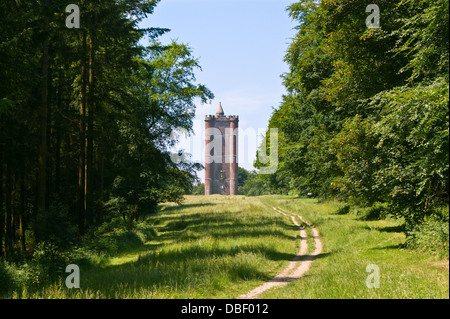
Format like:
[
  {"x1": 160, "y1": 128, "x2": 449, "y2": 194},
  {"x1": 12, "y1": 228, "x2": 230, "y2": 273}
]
[
  {"x1": 336, "y1": 204, "x2": 350, "y2": 215},
  {"x1": 34, "y1": 202, "x2": 78, "y2": 249},
  {"x1": 358, "y1": 202, "x2": 390, "y2": 221},
  {"x1": 405, "y1": 208, "x2": 449, "y2": 258},
  {"x1": 394, "y1": 0, "x2": 449, "y2": 82},
  {"x1": 30, "y1": 242, "x2": 69, "y2": 283},
  {"x1": 259, "y1": 0, "x2": 448, "y2": 238},
  {"x1": 2, "y1": 214, "x2": 160, "y2": 295},
  {"x1": 329, "y1": 115, "x2": 380, "y2": 205},
  {"x1": 187, "y1": 182, "x2": 205, "y2": 195},
  {"x1": 371, "y1": 79, "x2": 449, "y2": 224},
  {"x1": 237, "y1": 167, "x2": 285, "y2": 196},
  {"x1": 0, "y1": 241, "x2": 70, "y2": 293},
  {"x1": 95, "y1": 216, "x2": 132, "y2": 235},
  {"x1": 84, "y1": 217, "x2": 157, "y2": 256},
  {"x1": 82, "y1": 234, "x2": 120, "y2": 256},
  {"x1": 135, "y1": 220, "x2": 158, "y2": 241},
  {"x1": 0, "y1": 0, "x2": 213, "y2": 298},
  {"x1": 0, "y1": 260, "x2": 13, "y2": 294}
]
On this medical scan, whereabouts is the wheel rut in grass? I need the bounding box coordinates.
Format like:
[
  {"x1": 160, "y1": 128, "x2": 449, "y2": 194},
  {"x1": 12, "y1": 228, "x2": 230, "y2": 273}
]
[{"x1": 238, "y1": 207, "x2": 322, "y2": 299}]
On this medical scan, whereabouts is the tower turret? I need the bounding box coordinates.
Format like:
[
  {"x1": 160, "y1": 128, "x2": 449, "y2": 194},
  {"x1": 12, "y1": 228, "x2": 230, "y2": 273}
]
[{"x1": 216, "y1": 102, "x2": 224, "y2": 117}]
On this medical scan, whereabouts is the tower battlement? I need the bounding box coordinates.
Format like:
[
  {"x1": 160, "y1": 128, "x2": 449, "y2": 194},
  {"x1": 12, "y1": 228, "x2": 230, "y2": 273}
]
[{"x1": 205, "y1": 115, "x2": 239, "y2": 121}]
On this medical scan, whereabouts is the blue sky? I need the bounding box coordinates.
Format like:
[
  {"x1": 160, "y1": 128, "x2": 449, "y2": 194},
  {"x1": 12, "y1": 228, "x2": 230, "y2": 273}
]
[{"x1": 141, "y1": 0, "x2": 297, "y2": 179}]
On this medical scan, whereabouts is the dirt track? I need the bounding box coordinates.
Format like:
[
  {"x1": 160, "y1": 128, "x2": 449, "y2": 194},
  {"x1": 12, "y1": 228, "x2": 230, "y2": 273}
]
[{"x1": 238, "y1": 207, "x2": 322, "y2": 299}]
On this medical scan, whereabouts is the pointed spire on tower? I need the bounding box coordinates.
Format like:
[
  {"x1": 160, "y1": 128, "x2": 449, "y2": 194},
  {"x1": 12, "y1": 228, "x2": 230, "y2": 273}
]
[{"x1": 216, "y1": 102, "x2": 224, "y2": 117}]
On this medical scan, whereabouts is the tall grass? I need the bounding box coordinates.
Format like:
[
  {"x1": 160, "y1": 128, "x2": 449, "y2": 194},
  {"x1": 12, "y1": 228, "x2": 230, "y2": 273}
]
[
  {"x1": 19, "y1": 195, "x2": 299, "y2": 298},
  {"x1": 260, "y1": 196, "x2": 449, "y2": 299},
  {"x1": 8, "y1": 195, "x2": 448, "y2": 299}
]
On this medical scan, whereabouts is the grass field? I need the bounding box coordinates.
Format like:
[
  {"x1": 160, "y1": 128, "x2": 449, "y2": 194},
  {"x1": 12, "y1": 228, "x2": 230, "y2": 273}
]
[
  {"x1": 20, "y1": 195, "x2": 449, "y2": 299},
  {"x1": 260, "y1": 197, "x2": 449, "y2": 298}
]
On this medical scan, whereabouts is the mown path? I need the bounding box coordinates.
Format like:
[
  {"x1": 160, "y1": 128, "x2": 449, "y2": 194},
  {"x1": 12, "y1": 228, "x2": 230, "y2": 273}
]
[{"x1": 238, "y1": 207, "x2": 322, "y2": 299}]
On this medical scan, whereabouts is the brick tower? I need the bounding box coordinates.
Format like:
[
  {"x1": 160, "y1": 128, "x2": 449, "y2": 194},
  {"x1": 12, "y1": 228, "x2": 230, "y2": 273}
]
[{"x1": 205, "y1": 103, "x2": 238, "y2": 195}]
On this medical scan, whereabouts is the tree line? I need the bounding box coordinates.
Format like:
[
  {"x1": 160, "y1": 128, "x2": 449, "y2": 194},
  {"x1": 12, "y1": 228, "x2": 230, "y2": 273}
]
[
  {"x1": 256, "y1": 0, "x2": 448, "y2": 230},
  {"x1": 0, "y1": 0, "x2": 212, "y2": 261}
]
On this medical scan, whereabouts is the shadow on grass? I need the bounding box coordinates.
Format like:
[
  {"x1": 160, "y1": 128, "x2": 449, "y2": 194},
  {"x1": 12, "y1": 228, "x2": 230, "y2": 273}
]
[
  {"x1": 376, "y1": 224, "x2": 405, "y2": 233},
  {"x1": 142, "y1": 202, "x2": 217, "y2": 222},
  {"x1": 361, "y1": 223, "x2": 405, "y2": 234},
  {"x1": 253, "y1": 252, "x2": 333, "y2": 284},
  {"x1": 85, "y1": 238, "x2": 333, "y2": 293},
  {"x1": 159, "y1": 202, "x2": 216, "y2": 213},
  {"x1": 80, "y1": 244, "x2": 281, "y2": 297},
  {"x1": 152, "y1": 211, "x2": 300, "y2": 242},
  {"x1": 369, "y1": 243, "x2": 405, "y2": 250},
  {"x1": 309, "y1": 251, "x2": 332, "y2": 260},
  {"x1": 135, "y1": 243, "x2": 298, "y2": 265},
  {"x1": 77, "y1": 201, "x2": 315, "y2": 296}
]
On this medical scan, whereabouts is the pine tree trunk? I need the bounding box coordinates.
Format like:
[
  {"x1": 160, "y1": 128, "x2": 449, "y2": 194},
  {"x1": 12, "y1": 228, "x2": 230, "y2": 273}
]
[
  {"x1": 0, "y1": 145, "x2": 4, "y2": 258},
  {"x1": 5, "y1": 165, "x2": 13, "y2": 259},
  {"x1": 85, "y1": 33, "x2": 95, "y2": 228},
  {"x1": 38, "y1": 16, "x2": 49, "y2": 216},
  {"x1": 98, "y1": 155, "x2": 104, "y2": 225},
  {"x1": 54, "y1": 69, "x2": 62, "y2": 198},
  {"x1": 78, "y1": 29, "x2": 87, "y2": 235},
  {"x1": 19, "y1": 171, "x2": 26, "y2": 253}
]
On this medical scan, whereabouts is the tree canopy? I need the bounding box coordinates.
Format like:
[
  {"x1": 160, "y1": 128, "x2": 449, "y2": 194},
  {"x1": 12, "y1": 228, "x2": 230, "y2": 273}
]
[
  {"x1": 0, "y1": 0, "x2": 212, "y2": 260},
  {"x1": 257, "y1": 0, "x2": 448, "y2": 227}
]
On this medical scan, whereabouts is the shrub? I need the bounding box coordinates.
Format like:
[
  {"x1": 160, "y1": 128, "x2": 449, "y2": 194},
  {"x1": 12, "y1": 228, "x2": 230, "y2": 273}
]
[
  {"x1": 0, "y1": 260, "x2": 38, "y2": 294},
  {"x1": 95, "y1": 216, "x2": 130, "y2": 236},
  {"x1": 336, "y1": 204, "x2": 350, "y2": 215},
  {"x1": 0, "y1": 242, "x2": 70, "y2": 294},
  {"x1": 112, "y1": 231, "x2": 143, "y2": 252},
  {"x1": 11, "y1": 262, "x2": 42, "y2": 288},
  {"x1": 34, "y1": 202, "x2": 78, "y2": 249},
  {"x1": 359, "y1": 202, "x2": 389, "y2": 221},
  {"x1": 0, "y1": 260, "x2": 14, "y2": 294},
  {"x1": 69, "y1": 247, "x2": 108, "y2": 269},
  {"x1": 75, "y1": 217, "x2": 158, "y2": 261},
  {"x1": 135, "y1": 221, "x2": 157, "y2": 242},
  {"x1": 31, "y1": 242, "x2": 69, "y2": 283},
  {"x1": 405, "y1": 210, "x2": 449, "y2": 258},
  {"x1": 83, "y1": 235, "x2": 119, "y2": 256}
]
